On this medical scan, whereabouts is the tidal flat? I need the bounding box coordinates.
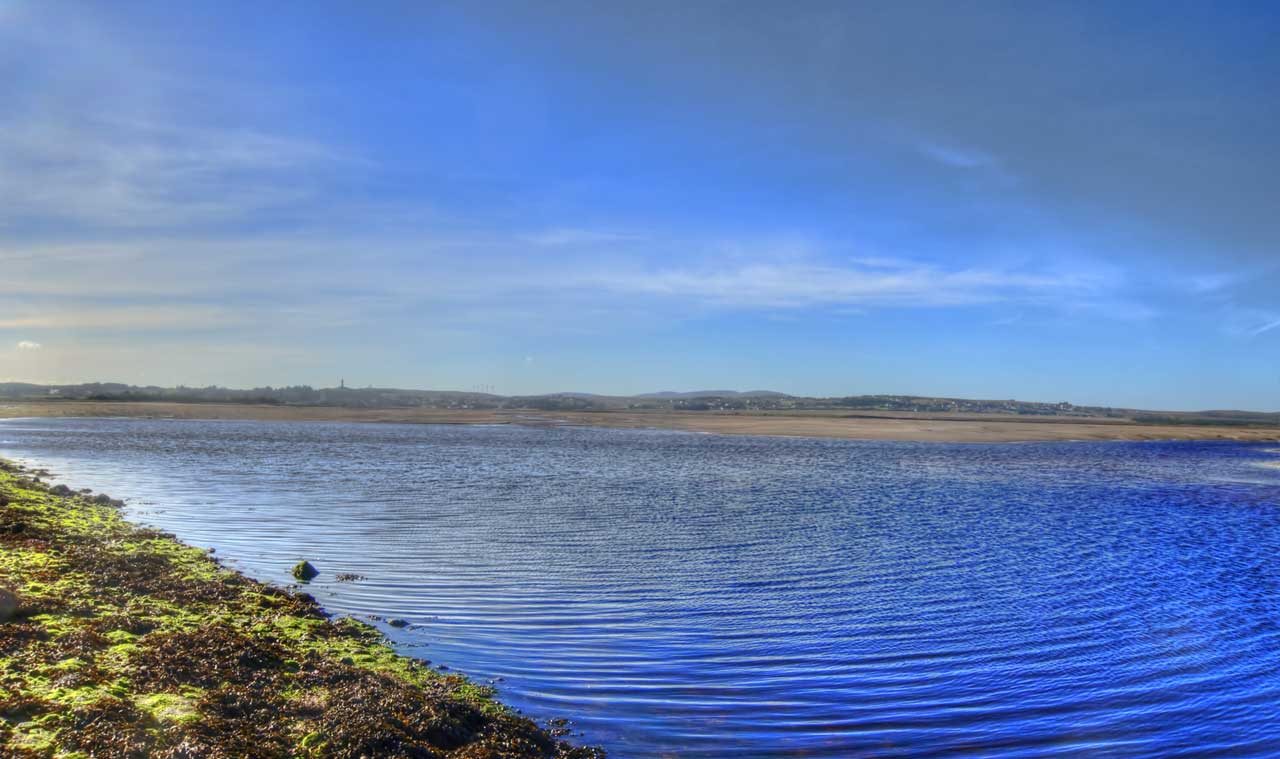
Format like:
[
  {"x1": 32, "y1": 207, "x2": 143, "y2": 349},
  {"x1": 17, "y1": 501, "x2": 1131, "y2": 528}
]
[{"x1": 3, "y1": 400, "x2": 1279, "y2": 443}]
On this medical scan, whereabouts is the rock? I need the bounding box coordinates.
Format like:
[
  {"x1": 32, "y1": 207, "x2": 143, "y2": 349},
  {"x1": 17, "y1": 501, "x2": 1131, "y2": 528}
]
[
  {"x1": 50, "y1": 484, "x2": 74, "y2": 496},
  {"x1": 291, "y1": 560, "x2": 319, "y2": 582},
  {"x1": 0, "y1": 587, "x2": 18, "y2": 622},
  {"x1": 387, "y1": 618, "x2": 408, "y2": 628}
]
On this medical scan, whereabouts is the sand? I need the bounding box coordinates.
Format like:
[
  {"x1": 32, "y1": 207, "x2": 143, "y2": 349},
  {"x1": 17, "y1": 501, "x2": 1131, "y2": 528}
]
[{"x1": 2, "y1": 400, "x2": 1278, "y2": 443}]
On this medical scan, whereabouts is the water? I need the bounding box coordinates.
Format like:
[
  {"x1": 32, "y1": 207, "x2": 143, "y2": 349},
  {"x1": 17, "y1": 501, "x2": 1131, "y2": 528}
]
[{"x1": 2, "y1": 417, "x2": 1279, "y2": 758}]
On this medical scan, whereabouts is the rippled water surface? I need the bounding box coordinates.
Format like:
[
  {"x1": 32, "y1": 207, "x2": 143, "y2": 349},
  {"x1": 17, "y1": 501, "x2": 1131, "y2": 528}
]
[{"x1": 3, "y1": 418, "x2": 1280, "y2": 757}]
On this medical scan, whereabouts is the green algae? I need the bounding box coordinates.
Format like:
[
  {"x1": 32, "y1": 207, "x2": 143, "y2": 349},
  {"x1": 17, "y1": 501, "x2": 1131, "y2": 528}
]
[
  {"x1": 292, "y1": 559, "x2": 320, "y2": 582},
  {"x1": 134, "y1": 691, "x2": 201, "y2": 725},
  {"x1": 0, "y1": 461, "x2": 602, "y2": 758}
]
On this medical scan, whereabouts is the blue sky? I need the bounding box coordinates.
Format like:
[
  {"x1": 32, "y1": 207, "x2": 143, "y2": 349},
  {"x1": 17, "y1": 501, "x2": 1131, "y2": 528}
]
[{"x1": 1, "y1": 1, "x2": 1278, "y2": 410}]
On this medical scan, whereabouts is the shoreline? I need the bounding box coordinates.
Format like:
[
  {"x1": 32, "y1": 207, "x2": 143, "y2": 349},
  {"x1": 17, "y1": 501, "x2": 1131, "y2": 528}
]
[
  {"x1": 0, "y1": 458, "x2": 601, "y2": 757},
  {"x1": 3, "y1": 400, "x2": 1279, "y2": 443}
]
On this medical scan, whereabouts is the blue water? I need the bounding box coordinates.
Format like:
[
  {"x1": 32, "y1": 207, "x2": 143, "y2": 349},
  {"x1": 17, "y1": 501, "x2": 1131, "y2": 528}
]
[{"x1": 2, "y1": 418, "x2": 1279, "y2": 757}]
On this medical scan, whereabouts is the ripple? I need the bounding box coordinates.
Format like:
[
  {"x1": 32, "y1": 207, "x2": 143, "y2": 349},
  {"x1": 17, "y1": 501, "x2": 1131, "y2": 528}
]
[{"x1": 2, "y1": 419, "x2": 1279, "y2": 758}]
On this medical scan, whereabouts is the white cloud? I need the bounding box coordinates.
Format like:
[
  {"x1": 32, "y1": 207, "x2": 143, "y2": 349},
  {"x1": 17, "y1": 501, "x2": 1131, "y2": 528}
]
[
  {"x1": 16, "y1": 340, "x2": 41, "y2": 350},
  {"x1": 590, "y1": 260, "x2": 1104, "y2": 309}
]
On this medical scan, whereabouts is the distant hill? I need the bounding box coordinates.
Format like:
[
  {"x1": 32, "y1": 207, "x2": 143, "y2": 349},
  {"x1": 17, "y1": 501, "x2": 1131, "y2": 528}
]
[
  {"x1": 635, "y1": 390, "x2": 791, "y2": 399},
  {"x1": 0, "y1": 382, "x2": 1275, "y2": 423}
]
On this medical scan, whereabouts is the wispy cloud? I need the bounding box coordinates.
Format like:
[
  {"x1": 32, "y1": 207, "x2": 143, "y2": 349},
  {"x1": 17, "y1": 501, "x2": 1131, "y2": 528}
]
[
  {"x1": 0, "y1": 305, "x2": 251, "y2": 331},
  {"x1": 0, "y1": 3, "x2": 360, "y2": 233},
  {"x1": 1250, "y1": 316, "x2": 1280, "y2": 337},
  {"x1": 522, "y1": 228, "x2": 644, "y2": 246},
  {"x1": 1184, "y1": 271, "x2": 1241, "y2": 294},
  {"x1": 0, "y1": 114, "x2": 355, "y2": 230},
  {"x1": 1220, "y1": 307, "x2": 1280, "y2": 339},
  {"x1": 0, "y1": 229, "x2": 1154, "y2": 344},
  {"x1": 590, "y1": 259, "x2": 1105, "y2": 310},
  {"x1": 16, "y1": 340, "x2": 41, "y2": 350},
  {"x1": 919, "y1": 143, "x2": 997, "y2": 170}
]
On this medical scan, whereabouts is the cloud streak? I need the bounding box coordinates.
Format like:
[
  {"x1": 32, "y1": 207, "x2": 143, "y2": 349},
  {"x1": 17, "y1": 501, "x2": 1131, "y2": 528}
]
[
  {"x1": 0, "y1": 115, "x2": 355, "y2": 230},
  {"x1": 1250, "y1": 317, "x2": 1280, "y2": 337},
  {"x1": 0, "y1": 231, "x2": 1142, "y2": 337},
  {"x1": 0, "y1": 3, "x2": 359, "y2": 233},
  {"x1": 592, "y1": 260, "x2": 1105, "y2": 310},
  {"x1": 919, "y1": 142, "x2": 998, "y2": 171}
]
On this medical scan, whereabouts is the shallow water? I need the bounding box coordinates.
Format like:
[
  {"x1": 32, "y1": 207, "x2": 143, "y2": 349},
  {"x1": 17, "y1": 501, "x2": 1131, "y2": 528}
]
[{"x1": 2, "y1": 418, "x2": 1279, "y2": 758}]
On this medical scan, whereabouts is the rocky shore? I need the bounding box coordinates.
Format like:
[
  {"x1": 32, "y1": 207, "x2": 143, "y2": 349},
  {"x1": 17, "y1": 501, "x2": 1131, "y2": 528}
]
[{"x1": 0, "y1": 459, "x2": 602, "y2": 758}]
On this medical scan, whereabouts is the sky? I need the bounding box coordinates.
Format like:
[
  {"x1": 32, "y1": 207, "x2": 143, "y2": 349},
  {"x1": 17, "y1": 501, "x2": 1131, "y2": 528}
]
[{"x1": 1, "y1": 1, "x2": 1278, "y2": 410}]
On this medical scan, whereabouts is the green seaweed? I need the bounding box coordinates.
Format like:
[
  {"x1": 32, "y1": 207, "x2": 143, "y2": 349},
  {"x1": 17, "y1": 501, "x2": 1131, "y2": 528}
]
[{"x1": 0, "y1": 461, "x2": 602, "y2": 758}]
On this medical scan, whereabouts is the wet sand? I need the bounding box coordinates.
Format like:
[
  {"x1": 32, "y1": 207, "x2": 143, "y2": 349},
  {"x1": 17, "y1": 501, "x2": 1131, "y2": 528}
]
[{"x1": 3, "y1": 400, "x2": 1278, "y2": 443}]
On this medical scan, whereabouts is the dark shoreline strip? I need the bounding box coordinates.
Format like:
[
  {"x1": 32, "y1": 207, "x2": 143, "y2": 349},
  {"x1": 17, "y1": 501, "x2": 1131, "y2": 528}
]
[{"x1": 0, "y1": 458, "x2": 602, "y2": 758}]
